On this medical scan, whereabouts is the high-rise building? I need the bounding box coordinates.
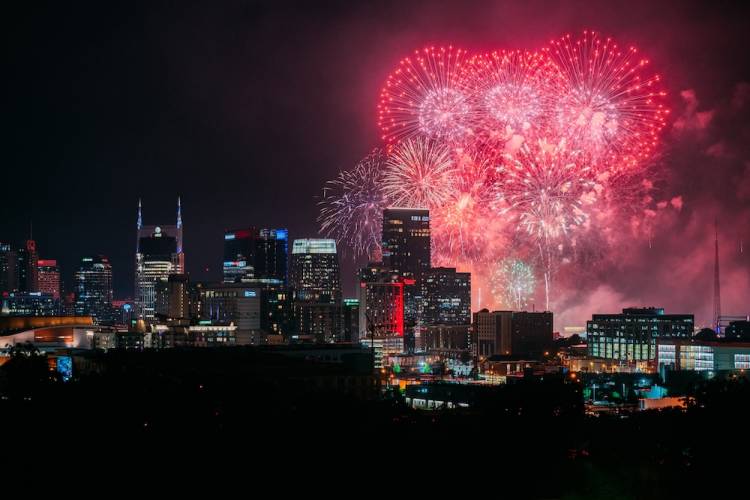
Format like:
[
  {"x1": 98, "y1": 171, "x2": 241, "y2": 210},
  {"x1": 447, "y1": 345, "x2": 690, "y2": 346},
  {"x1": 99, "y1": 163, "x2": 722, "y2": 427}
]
[
  {"x1": 422, "y1": 267, "x2": 471, "y2": 326},
  {"x1": 260, "y1": 285, "x2": 294, "y2": 338},
  {"x1": 290, "y1": 239, "x2": 341, "y2": 342},
  {"x1": 37, "y1": 259, "x2": 61, "y2": 300},
  {"x1": 342, "y1": 298, "x2": 360, "y2": 343},
  {"x1": 290, "y1": 239, "x2": 341, "y2": 303},
  {"x1": 255, "y1": 228, "x2": 288, "y2": 284},
  {"x1": 155, "y1": 273, "x2": 189, "y2": 320},
  {"x1": 358, "y1": 264, "x2": 405, "y2": 344},
  {"x1": 223, "y1": 227, "x2": 289, "y2": 285},
  {"x1": 382, "y1": 208, "x2": 430, "y2": 326},
  {"x1": 382, "y1": 208, "x2": 431, "y2": 282},
  {"x1": 0, "y1": 243, "x2": 18, "y2": 293},
  {"x1": 74, "y1": 256, "x2": 113, "y2": 324},
  {"x1": 134, "y1": 198, "x2": 185, "y2": 319},
  {"x1": 223, "y1": 227, "x2": 257, "y2": 283},
  {"x1": 587, "y1": 307, "x2": 694, "y2": 362},
  {"x1": 17, "y1": 239, "x2": 38, "y2": 293}
]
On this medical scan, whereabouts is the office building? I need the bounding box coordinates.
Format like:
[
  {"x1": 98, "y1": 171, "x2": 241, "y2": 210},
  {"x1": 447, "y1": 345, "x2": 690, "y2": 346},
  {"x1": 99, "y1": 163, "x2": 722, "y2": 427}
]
[
  {"x1": 290, "y1": 239, "x2": 341, "y2": 342},
  {"x1": 473, "y1": 309, "x2": 513, "y2": 357},
  {"x1": 37, "y1": 259, "x2": 61, "y2": 300},
  {"x1": 134, "y1": 198, "x2": 185, "y2": 319},
  {"x1": 16, "y1": 239, "x2": 38, "y2": 293},
  {"x1": 587, "y1": 307, "x2": 694, "y2": 362},
  {"x1": 0, "y1": 243, "x2": 18, "y2": 293},
  {"x1": 511, "y1": 311, "x2": 553, "y2": 357},
  {"x1": 155, "y1": 273, "x2": 189, "y2": 320},
  {"x1": 1, "y1": 291, "x2": 58, "y2": 316},
  {"x1": 223, "y1": 227, "x2": 256, "y2": 283},
  {"x1": 200, "y1": 283, "x2": 261, "y2": 344},
  {"x1": 422, "y1": 267, "x2": 471, "y2": 326},
  {"x1": 290, "y1": 239, "x2": 341, "y2": 303},
  {"x1": 657, "y1": 338, "x2": 750, "y2": 372},
  {"x1": 74, "y1": 255, "x2": 113, "y2": 324},
  {"x1": 358, "y1": 265, "x2": 405, "y2": 345},
  {"x1": 342, "y1": 298, "x2": 360, "y2": 343},
  {"x1": 382, "y1": 208, "x2": 431, "y2": 282},
  {"x1": 255, "y1": 228, "x2": 288, "y2": 284},
  {"x1": 223, "y1": 227, "x2": 289, "y2": 285}
]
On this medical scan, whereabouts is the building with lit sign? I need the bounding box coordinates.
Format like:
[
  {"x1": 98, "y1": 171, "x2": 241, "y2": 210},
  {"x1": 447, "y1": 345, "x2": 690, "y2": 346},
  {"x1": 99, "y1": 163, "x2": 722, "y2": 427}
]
[
  {"x1": 199, "y1": 283, "x2": 261, "y2": 344},
  {"x1": 134, "y1": 198, "x2": 185, "y2": 320},
  {"x1": 1, "y1": 291, "x2": 59, "y2": 317},
  {"x1": 37, "y1": 259, "x2": 61, "y2": 300},
  {"x1": 291, "y1": 239, "x2": 341, "y2": 342}
]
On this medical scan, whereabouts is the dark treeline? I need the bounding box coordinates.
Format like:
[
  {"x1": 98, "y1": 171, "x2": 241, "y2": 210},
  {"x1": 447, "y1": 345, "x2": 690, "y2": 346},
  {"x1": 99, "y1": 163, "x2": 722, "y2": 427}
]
[{"x1": 1, "y1": 348, "x2": 747, "y2": 497}]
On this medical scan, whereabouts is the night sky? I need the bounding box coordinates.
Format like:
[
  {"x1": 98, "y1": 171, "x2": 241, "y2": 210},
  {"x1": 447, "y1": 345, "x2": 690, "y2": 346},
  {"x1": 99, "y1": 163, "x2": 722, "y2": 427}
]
[{"x1": 3, "y1": 0, "x2": 749, "y2": 327}]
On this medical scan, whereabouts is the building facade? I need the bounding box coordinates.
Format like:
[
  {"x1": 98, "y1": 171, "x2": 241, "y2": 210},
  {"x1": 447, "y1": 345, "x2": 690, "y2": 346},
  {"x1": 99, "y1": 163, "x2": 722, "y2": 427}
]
[
  {"x1": 37, "y1": 259, "x2": 61, "y2": 300},
  {"x1": 74, "y1": 255, "x2": 113, "y2": 324},
  {"x1": 588, "y1": 307, "x2": 694, "y2": 362},
  {"x1": 134, "y1": 199, "x2": 184, "y2": 320},
  {"x1": 421, "y1": 267, "x2": 471, "y2": 326}
]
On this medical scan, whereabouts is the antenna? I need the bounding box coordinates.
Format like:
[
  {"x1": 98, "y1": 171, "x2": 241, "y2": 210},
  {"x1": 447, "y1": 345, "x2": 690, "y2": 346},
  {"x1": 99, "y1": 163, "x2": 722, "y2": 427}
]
[{"x1": 713, "y1": 218, "x2": 721, "y2": 333}]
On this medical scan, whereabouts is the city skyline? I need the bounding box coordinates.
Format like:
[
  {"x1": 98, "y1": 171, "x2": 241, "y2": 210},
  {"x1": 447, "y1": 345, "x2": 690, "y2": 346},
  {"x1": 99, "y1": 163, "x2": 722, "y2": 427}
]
[{"x1": 3, "y1": 0, "x2": 749, "y2": 330}]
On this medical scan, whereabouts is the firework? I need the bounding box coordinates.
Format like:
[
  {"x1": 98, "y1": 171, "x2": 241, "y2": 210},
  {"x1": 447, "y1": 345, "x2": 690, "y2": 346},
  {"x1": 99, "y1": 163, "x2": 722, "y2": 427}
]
[
  {"x1": 430, "y1": 145, "x2": 501, "y2": 263},
  {"x1": 378, "y1": 46, "x2": 475, "y2": 144},
  {"x1": 463, "y1": 50, "x2": 564, "y2": 140},
  {"x1": 498, "y1": 139, "x2": 600, "y2": 309},
  {"x1": 548, "y1": 31, "x2": 668, "y2": 168},
  {"x1": 490, "y1": 258, "x2": 536, "y2": 310},
  {"x1": 318, "y1": 150, "x2": 388, "y2": 260},
  {"x1": 322, "y1": 33, "x2": 671, "y2": 311},
  {"x1": 382, "y1": 137, "x2": 456, "y2": 209}
]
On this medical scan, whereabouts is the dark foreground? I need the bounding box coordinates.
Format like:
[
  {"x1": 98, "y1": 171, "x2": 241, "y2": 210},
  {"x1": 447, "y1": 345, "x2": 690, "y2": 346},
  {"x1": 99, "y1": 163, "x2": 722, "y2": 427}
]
[{"x1": 1, "y1": 347, "x2": 747, "y2": 497}]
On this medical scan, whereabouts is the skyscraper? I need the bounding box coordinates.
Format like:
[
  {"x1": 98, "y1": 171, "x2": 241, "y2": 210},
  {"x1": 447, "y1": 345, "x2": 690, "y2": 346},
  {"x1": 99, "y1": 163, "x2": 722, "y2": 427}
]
[
  {"x1": 290, "y1": 239, "x2": 341, "y2": 303},
  {"x1": 223, "y1": 227, "x2": 288, "y2": 284},
  {"x1": 155, "y1": 273, "x2": 189, "y2": 320},
  {"x1": 75, "y1": 255, "x2": 113, "y2": 324},
  {"x1": 37, "y1": 259, "x2": 61, "y2": 300},
  {"x1": 291, "y1": 239, "x2": 341, "y2": 342},
  {"x1": 382, "y1": 208, "x2": 430, "y2": 327},
  {"x1": 358, "y1": 269, "x2": 405, "y2": 341},
  {"x1": 422, "y1": 267, "x2": 471, "y2": 326},
  {"x1": 134, "y1": 198, "x2": 185, "y2": 319},
  {"x1": 17, "y1": 239, "x2": 38, "y2": 293},
  {"x1": 382, "y1": 208, "x2": 431, "y2": 283},
  {"x1": 0, "y1": 243, "x2": 18, "y2": 293},
  {"x1": 223, "y1": 227, "x2": 257, "y2": 283},
  {"x1": 255, "y1": 228, "x2": 288, "y2": 284}
]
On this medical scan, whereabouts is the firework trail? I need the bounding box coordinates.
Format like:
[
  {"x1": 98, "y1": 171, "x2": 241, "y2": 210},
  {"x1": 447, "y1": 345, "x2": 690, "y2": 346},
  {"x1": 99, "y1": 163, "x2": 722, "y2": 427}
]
[
  {"x1": 382, "y1": 137, "x2": 456, "y2": 209},
  {"x1": 490, "y1": 258, "x2": 536, "y2": 310},
  {"x1": 498, "y1": 139, "x2": 600, "y2": 309},
  {"x1": 547, "y1": 31, "x2": 668, "y2": 169},
  {"x1": 430, "y1": 145, "x2": 501, "y2": 264},
  {"x1": 378, "y1": 46, "x2": 475, "y2": 145},
  {"x1": 318, "y1": 149, "x2": 388, "y2": 260}
]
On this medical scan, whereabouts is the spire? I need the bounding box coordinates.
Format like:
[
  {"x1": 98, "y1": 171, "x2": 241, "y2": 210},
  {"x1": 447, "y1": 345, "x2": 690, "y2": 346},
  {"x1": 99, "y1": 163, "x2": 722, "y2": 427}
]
[
  {"x1": 713, "y1": 218, "x2": 721, "y2": 333},
  {"x1": 177, "y1": 196, "x2": 182, "y2": 229},
  {"x1": 137, "y1": 198, "x2": 143, "y2": 230}
]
